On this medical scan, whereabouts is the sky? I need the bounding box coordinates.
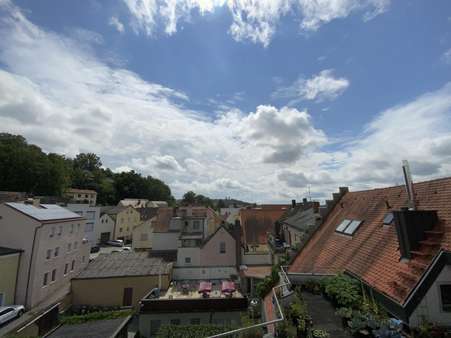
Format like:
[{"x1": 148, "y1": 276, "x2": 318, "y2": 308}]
[{"x1": 0, "y1": 0, "x2": 451, "y2": 203}]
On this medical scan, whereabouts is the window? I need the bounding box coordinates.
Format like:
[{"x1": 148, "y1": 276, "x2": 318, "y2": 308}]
[
  {"x1": 86, "y1": 211, "x2": 95, "y2": 220},
  {"x1": 170, "y1": 319, "x2": 181, "y2": 325},
  {"x1": 46, "y1": 249, "x2": 52, "y2": 260},
  {"x1": 58, "y1": 225, "x2": 62, "y2": 236},
  {"x1": 74, "y1": 242, "x2": 78, "y2": 250},
  {"x1": 383, "y1": 212, "x2": 394, "y2": 225},
  {"x1": 185, "y1": 257, "x2": 191, "y2": 264},
  {"x1": 43, "y1": 272, "x2": 49, "y2": 286},
  {"x1": 71, "y1": 260, "x2": 75, "y2": 271},
  {"x1": 82, "y1": 256, "x2": 85, "y2": 263},
  {"x1": 50, "y1": 226, "x2": 55, "y2": 238},
  {"x1": 85, "y1": 222, "x2": 94, "y2": 232},
  {"x1": 220, "y1": 241, "x2": 226, "y2": 254},
  {"x1": 54, "y1": 247, "x2": 59, "y2": 257},
  {"x1": 119, "y1": 228, "x2": 123, "y2": 233},
  {"x1": 140, "y1": 233, "x2": 148, "y2": 241},
  {"x1": 190, "y1": 318, "x2": 200, "y2": 325},
  {"x1": 126, "y1": 227, "x2": 129, "y2": 232},
  {"x1": 335, "y1": 219, "x2": 362, "y2": 236},
  {"x1": 193, "y1": 220, "x2": 200, "y2": 230},
  {"x1": 67, "y1": 243, "x2": 72, "y2": 252},
  {"x1": 77, "y1": 224, "x2": 80, "y2": 232},
  {"x1": 51, "y1": 269, "x2": 56, "y2": 282},
  {"x1": 78, "y1": 194, "x2": 81, "y2": 198},
  {"x1": 70, "y1": 224, "x2": 74, "y2": 234},
  {"x1": 440, "y1": 284, "x2": 451, "y2": 312},
  {"x1": 64, "y1": 263, "x2": 68, "y2": 275}
]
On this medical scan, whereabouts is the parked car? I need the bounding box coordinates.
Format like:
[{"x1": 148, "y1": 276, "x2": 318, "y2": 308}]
[
  {"x1": 90, "y1": 246, "x2": 100, "y2": 253},
  {"x1": 106, "y1": 239, "x2": 124, "y2": 247},
  {"x1": 0, "y1": 305, "x2": 25, "y2": 325},
  {"x1": 122, "y1": 246, "x2": 132, "y2": 252}
]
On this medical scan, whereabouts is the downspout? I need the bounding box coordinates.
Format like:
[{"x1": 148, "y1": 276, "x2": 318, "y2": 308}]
[{"x1": 25, "y1": 224, "x2": 44, "y2": 309}]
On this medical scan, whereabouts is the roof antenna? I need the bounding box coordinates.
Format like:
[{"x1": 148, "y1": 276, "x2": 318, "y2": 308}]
[{"x1": 402, "y1": 160, "x2": 416, "y2": 210}]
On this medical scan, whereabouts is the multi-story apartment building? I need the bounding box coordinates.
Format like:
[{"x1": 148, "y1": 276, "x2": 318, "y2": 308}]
[
  {"x1": 64, "y1": 188, "x2": 97, "y2": 206},
  {"x1": 66, "y1": 204, "x2": 101, "y2": 245},
  {"x1": 0, "y1": 247, "x2": 22, "y2": 306},
  {"x1": 0, "y1": 201, "x2": 90, "y2": 309}
]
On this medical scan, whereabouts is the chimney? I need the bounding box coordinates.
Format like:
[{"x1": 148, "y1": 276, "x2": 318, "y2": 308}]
[
  {"x1": 302, "y1": 198, "x2": 307, "y2": 205},
  {"x1": 394, "y1": 209, "x2": 438, "y2": 259},
  {"x1": 402, "y1": 160, "x2": 416, "y2": 210},
  {"x1": 291, "y1": 199, "x2": 296, "y2": 208}
]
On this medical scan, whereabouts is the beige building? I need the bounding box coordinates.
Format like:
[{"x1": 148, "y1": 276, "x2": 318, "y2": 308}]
[
  {"x1": 132, "y1": 218, "x2": 155, "y2": 250},
  {"x1": 0, "y1": 201, "x2": 90, "y2": 309},
  {"x1": 102, "y1": 206, "x2": 141, "y2": 242},
  {"x1": 64, "y1": 188, "x2": 97, "y2": 206},
  {"x1": 72, "y1": 252, "x2": 172, "y2": 309},
  {"x1": 0, "y1": 247, "x2": 22, "y2": 305}
]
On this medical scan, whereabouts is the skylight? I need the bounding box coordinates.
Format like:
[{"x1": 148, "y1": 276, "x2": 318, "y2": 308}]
[
  {"x1": 336, "y1": 219, "x2": 351, "y2": 232},
  {"x1": 336, "y1": 219, "x2": 362, "y2": 236},
  {"x1": 383, "y1": 212, "x2": 394, "y2": 225}
]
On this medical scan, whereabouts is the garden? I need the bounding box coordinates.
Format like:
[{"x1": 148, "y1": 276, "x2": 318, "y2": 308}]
[{"x1": 275, "y1": 274, "x2": 450, "y2": 338}]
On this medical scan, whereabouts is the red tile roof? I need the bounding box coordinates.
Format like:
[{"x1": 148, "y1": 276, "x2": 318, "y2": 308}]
[
  {"x1": 289, "y1": 177, "x2": 451, "y2": 305},
  {"x1": 240, "y1": 206, "x2": 288, "y2": 245}
]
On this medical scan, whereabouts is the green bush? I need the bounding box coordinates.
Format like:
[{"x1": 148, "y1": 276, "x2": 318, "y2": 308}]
[
  {"x1": 321, "y1": 274, "x2": 361, "y2": 308},
  {"x1": 156, "y1": 325, "x2": 233, "y2": 338},
  {"x1": 311, "y1": 329, "x2": 330, "y2": 338},
  {"x1": 255, "y1": 265, "x2": 280, "y2": 298},
  {"x1": 60, "y1": 310, "x2": 132, "y2": 325}
]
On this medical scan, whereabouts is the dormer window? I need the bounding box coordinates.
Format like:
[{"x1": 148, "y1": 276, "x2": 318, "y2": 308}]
[
  {"x1": 335, "y1": 219, "x2": 362, "y2": 236},
  {"x1": 383, "y1": 212, "x2": 394, "y2": 225}
]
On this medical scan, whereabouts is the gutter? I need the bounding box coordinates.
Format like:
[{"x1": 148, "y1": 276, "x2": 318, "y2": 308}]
[{"x1": 207, "y1": 266, "x2": 292, "y2": 338}]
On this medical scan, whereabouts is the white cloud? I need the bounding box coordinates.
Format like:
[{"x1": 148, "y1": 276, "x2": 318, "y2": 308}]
[
  {"x1": 109, "y1": 16, "x2": 125, "y2": 33},
  {"x1": 273, "y1": 69, "x2": 350, "y2": 103},
  {"x1": 442, "y1": 48, "x2": 451, "y2": 64},
  {"x1": 1, "y1": 1, "x2": 451, "y2": 204},
  {"x1": 119, "y1": 0, "x2": 390, "y2": 46}
]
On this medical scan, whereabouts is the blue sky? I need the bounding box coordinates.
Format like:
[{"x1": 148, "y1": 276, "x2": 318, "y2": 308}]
[{"x1": 1, "y1": 0, "x2": 451, "y2": 202}]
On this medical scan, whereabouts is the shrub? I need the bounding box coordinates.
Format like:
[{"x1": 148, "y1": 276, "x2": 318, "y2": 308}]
[
  {"x1": 311, "y1": 329, "x2": 330, "y2": 338},
  {"x1": 60, "y1": 309, "x2": 132, "y2": 325},
  {"x1": 156, "y1": 325, "x2": 233, "y2": 337},
  {"x1": 321, "y1": 274, "x2": 361, "y2": 308}
]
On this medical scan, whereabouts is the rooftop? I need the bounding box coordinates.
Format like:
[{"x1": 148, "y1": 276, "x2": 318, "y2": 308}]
[
  {"x1": 46, "y1": 317, "x2": 130, "y2": 338},
  {"x1": 240, "y1": 206, "x2": 288, "y2": 245},
  {"x1": 156, "y1": 280, "x2": 244, "y2": 301},
  {"x1": 75, "y1": 252, "x2": 172, "y2": 279},
  {"x1": 5, "y1": 203, "x2": 83, "y2": 222},
  {"x1": 65, "y1": 188, "x2": 97, "y2": 194},
  {"x1": 289, "y1": 176, "x2": 451, "y2": 305}
]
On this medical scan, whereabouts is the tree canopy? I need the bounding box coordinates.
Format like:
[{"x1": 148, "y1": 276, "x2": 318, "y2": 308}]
[{"x1": 0, "y1": 133, "x2": 174, "y2": 205}]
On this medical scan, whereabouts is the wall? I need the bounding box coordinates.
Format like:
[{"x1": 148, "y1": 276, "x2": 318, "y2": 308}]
[
  {"x1": 114, "y1": 207, "x2": 141, "y2": 241},
  {"x1": 152, "y1": 232, "x2": 179, "y2": 251},
  {"x1": 139, "y1": 311, "x2": 242, "y2": 338},
  {"x1": 241, "y1": 252, "x2": 272, "y2": 266},
  {"x1": 172, "y1": 266, "x2": 238, "y2": 280},
  {"x1": 0, "y1": 253, "x2": 21, "y2": 305},
  {"x1": 71, "y1": 275, "x2": 170, "y2": 309},
  {"x1": 200, "y1": 227, "x2": 236, "y2": 267},
  {"x1": 98, "y1": 214, "x2": 115, "y2": 244},
  {"x1": 409, "y1": 265, "x2": 451, "y2": 327},
  {"x1": 0, "y1": 204, "x2": 36, "y2": 307},
  {"x1": 176, "y1": 247, "x2": 201, "y2": 266},
  {"x1": 132, "y1": 220, "x2": 154, "y2": 250},
  {"x1": 66, "y1": 204, "x2": 101, "y2": 245},
  {"x1": 29, "y1": 219, "x2": 89, "y2": 309}
]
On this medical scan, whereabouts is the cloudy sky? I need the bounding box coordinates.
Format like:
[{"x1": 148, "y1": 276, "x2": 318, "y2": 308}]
[{"x1": 0, "y1": 0, "x2": 451, "y2": 202}]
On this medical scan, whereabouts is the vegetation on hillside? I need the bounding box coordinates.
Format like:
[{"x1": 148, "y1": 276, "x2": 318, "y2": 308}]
[{"x1": 0, "y1": 133, "x2": 174, "y2": 205}]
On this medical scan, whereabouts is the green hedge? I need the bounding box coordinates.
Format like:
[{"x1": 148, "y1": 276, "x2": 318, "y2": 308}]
[
  {"x1": 60, "y1": 310, "x2": 132, "y2": 325},
  {"x1": 156, "y1": 325, "x2": 234, "y2": 337}
]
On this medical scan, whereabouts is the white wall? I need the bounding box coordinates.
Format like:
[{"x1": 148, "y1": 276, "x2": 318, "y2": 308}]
[
  {"x1": 176, "y1": 247, "x2": 201, "y2": 266},
  {"x1": 97, "y1": 214, "x2": 115, "y2": 244},
  {"x1": 66, "y1": 204, "x2": 101, "y2": 244},
  {"x1": 152, "y1": 232, "x2": 179, "y2": 251},
  {"x1": 241, "y1": 252, "x2": 272, "y2": 265},
  {"x1": 132, "y1": 221, "x2": 154, "y2": 250},
  {"x1": 409, "y1": 265, "x2": 451, "y2": 327},
  {"x1": 172, "y1": 266, "x2": 238, "y2": 280}
]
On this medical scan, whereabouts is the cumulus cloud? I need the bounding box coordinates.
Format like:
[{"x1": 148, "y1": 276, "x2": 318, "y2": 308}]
[
  {"x1": 119, "y1": 0, "x2": 390, "y2": 46},
  {"x1": 272, "y1": 69, "x2": 350, "y2": 103},
  {"x1": 1, "y1": 1, "x2": 451, "y2": 204},
  {"x1": 109, "y1": 16, "x2": 125, "y2": 33},
  {"x1": 236, "y1": 105, "x2": 326, "y2": 163},
  {"x1": 442, "y1": 48, "x2": 451, "y2": 65}
]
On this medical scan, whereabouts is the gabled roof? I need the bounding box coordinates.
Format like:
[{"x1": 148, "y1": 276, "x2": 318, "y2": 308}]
[
  {"x1": 75, "y1": 252, "x2": 171, "y2": 279},
  {"x1": 282, "y1": 207, "x2": 321, "y2": 232},
  {"x1": 201, "y1": 224, "x2": 236, "y2": 248},
  {"x1": 289, "y1": 176, "x2": 451, "y2": 306},
  {"x1": 240, "y1": 205, "x2": 288, "y2": 245},
  {"x1": 5, "y1": 203, "x2": 83, "y2": 222}
]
